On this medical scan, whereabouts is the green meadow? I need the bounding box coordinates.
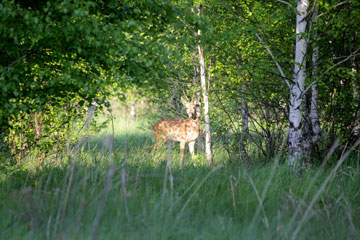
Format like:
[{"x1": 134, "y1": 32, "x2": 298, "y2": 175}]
[{"x1": 1, "y1": 116, "x2": 359, "y2": 240}]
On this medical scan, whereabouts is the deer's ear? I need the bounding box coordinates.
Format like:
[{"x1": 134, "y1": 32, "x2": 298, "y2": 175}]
[{"x1": 181, "y1": 96, "x2": 187, "y2": 105}]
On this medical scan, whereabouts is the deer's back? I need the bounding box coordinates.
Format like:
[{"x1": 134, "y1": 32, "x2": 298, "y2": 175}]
[{"x1": 152, "y1": 118, "x2": 199, "y2": 143}]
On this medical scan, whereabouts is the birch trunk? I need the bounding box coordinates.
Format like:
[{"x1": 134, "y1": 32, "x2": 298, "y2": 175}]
[
  {"x1": 198, "y1": 44, "x2": 212, "y2": 164},
  {"x1": 288, "y1": 0, "x2": 309, "y2": 169},
  {"x1": 196, "y1": 6, "x2": 212, "y2": 164}
]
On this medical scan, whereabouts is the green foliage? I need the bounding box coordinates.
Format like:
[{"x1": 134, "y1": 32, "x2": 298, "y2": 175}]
[
  {"x1": 313, "y1": 0, "x2": 360, "y2": 147},
  {"x1": 0, "y1": 0, "x2": 187, "y2": 159}
]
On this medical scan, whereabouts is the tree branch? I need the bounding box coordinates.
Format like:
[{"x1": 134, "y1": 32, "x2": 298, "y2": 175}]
[
  {"x1": 6, "y1": 51, "x2": 32, "y2": 69},
  {"x1": 276, "y1": 0, "x2": 296, "y2": 11},
  {"x1": 300, "y1": 81, "x2": 315, "y2": 99},
  {"x1": 300, "y1": 48, "x2": 360, "y2": 99},
  {"x1": 317, "y1": 1, "x2": 347, "y2": 19},
  {"x1": 319, "y1": 48, "x2": 360, "y2": 78}
]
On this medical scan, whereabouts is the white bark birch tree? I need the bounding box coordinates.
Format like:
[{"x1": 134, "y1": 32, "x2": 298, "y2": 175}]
[
  {"x1": 220, "y1": 0, "x2": 313, "y2": 170},
  {"x1": 196, "y1": 5, "x2": 213, "y2": 164},
  {"x1": 288, "y1": 0, "x2": 309, "y2": 169}
]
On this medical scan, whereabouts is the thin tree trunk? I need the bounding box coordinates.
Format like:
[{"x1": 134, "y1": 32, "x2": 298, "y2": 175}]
[
  {"x1": 130, "y1": 102, "x2": 136, "y2": 118},
  {"x1": 351, "y1": 54, "x2": 358, "y2": 99},
  {"x1": 350, "y1": 24, "x2": 359, "y2": 135},
  {"x1": 198, "y1": 45, "x2": 212, "y2": 164},
  {"x1": 310, "y1": 8, "x2": 321, "y2": 147},
  {"x1": 240, "y1": 84, "x2": 249, "y2": 162},
  {"x1": 34, "y1": 111, "x2": 44, "y2": 140},
  {"x1": 197, "y1": 5, "x2": 212, "y2": 164},
  {"x1": 302, "y1": 93, "x2": 312, "y2": 164},
  {"x1": 194, "y1": 64, "x2": 203, "y2": 151},
  {"x1": 241, "y1": 96, "x2": 249, "y2": 136},
  {"x1": 19, "y1": 130, "x2": 24, "y2": 161},
  {"x1": 349, "y1": 2, "x2": 359, "y2": 101},
  {"x1": 34, "y1": 111, "x2": 44, "y2": 163},
  {"x1": 303, "y1": 6, "x2": 320, "y2": 164},
  {"x1": 288, "y1": 0, "x2": 309, "y2": 170}
]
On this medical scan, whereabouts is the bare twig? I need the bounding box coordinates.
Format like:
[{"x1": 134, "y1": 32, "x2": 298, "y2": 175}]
[
  {"x1": 276, "y1": 0, "x2": 296, "y2": 11},
  {"x1": 300, "y1": 49, "x2": 360, "y2": 99},
  {"x1": 5, "y1": 51, "x2": 32, "y2": 69},
  {"x1": 317, "y1": 1, "x2": 348, "y2": 19},
  {"x1": 183, "y1": 72, "x2": 196, "y2": 84},
  {"x1": 319, "y1": 48, "x2": 360, "y2": 78},
  {"x1": 300, "y1": 81, "x2": 316, "y2": 99}
]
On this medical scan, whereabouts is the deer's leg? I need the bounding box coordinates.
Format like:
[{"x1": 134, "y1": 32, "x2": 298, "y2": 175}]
[
  {"x1": 180, "y1": 141, "x2": 186, "y2": 172},
  {"x1": 188, "y1": 141, "x2": 195, "y2": 159},
  {"x1": 166, "y1": 140, "x2": 172, "y2": 164}
]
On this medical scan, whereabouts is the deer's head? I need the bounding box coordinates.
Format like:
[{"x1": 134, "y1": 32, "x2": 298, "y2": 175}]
[{"x1": 181, "y1": 95, "x2": 201, "y2": 119}]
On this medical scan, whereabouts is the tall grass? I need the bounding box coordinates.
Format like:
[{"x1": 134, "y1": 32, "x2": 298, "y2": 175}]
[{"x1": 0, "y1": 116, "x2": 359, "y2": 239}]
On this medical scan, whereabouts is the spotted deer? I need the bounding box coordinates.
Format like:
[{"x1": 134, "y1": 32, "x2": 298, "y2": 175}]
[{"x1": 152, "y1": 95, "x2": 201, "y2": 170}]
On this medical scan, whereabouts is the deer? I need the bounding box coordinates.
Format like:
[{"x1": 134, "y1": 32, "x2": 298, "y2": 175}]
[{"x1": 152, "y1": 94, "x2": 201, "y2": 171}]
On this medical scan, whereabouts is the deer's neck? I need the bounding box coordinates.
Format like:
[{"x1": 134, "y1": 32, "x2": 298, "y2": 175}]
[{"x1": 188, "y1": 117, "x2": 200, "y2": 127}]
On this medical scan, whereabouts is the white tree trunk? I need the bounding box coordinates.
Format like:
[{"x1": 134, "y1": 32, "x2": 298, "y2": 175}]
[
  {"x1": 198, "y1": 44, "x2": 213, "y2": 164},
  {"x1": 288, "y1": 0, "x2": 309, "y2": 169},
  {"x1": 241, "y1": 97, "x2": 249, "y2": 133},
  {"x1": 196, "y1": 6, "x2": 212, "y2": 164}
]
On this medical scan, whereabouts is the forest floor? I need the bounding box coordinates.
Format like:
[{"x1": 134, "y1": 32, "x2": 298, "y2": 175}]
[{"x1": 1, "y1": 116, "x2": 359, "y2": 240}]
